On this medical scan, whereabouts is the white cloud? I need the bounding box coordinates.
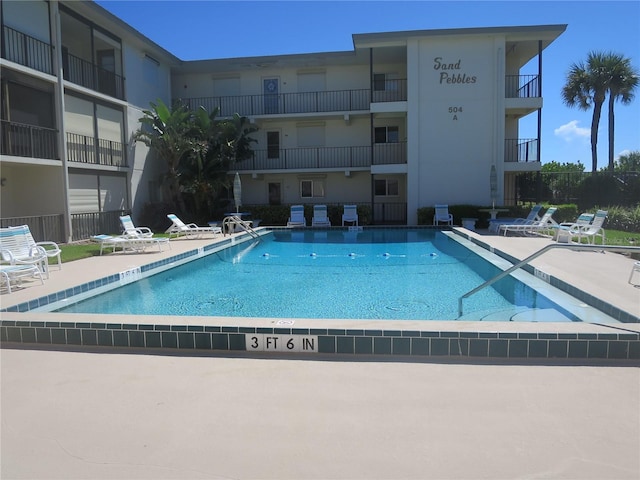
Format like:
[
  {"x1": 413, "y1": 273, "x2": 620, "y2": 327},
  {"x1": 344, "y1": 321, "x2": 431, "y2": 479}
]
[
  {"x1": 554, "y1": 120, "x2": 590, "y2": 142},
  {"x1": 616, "y1": 149, "x2": 631, "y2": 160}
]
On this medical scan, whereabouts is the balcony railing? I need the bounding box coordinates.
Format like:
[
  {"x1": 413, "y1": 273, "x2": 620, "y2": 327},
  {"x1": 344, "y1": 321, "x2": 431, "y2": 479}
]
[
  {"x1": 234, "y1": 143, "x2": 407, "y2": 171},
  {"x1": 373, "y1": 142, "x2": 407, "y2": 165},
  {"x1": 1, "y1": 120, "x2": 58, "y2": 159},
  {"x1": 505, "y1": 138, "x2": 539, "y2": 162},
  {"x1": 505, "y1": 75, "x2": 540, "y2": 98},
  {"x1": 66, "y1": 132, "x2": 126, "y2": 167},
  {"x1": 178, "y1": 82, "x2": 408, "y2": 117},
  {"x1": 1, "y1": 25, "x2": 53, "y2": 75},
  {"x1": 372, "y1": 79, "x2": 407, "y2": 103},
  {"x1": 63, "y1": 51, "x2": 125, "y2": 100}
]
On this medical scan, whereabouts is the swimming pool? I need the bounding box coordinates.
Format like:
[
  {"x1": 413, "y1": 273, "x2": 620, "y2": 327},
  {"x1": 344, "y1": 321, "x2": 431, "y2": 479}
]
[{"x1": 55, "y1": 229, "x2": 586, "y2": 322}]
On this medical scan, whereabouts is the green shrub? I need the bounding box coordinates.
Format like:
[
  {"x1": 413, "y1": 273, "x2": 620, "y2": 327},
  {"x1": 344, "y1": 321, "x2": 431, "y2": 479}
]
[{"x1": 576, "y1": 174, "x2": 624, "y2": 210}]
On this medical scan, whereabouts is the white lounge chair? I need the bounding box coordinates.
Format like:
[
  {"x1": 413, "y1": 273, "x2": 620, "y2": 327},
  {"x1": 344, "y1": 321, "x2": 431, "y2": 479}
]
[
  {"x1": 91, "y1": 234, "x2": 170, "y2": 255},
  {"x1": 0, "y1": 264, "x2": 44, "y2": 293},
  {"x1": 499, "y1": 207, "x2": 558, "y2": 236},
  {"x1": 433, "y1": 204, "x2": 453, "y2": 226},
  {"x1": 119, "y1": 215, "x2": 153, "y2": 238},
  {"x1": 312, "y1": 205, "x2": 331, "y2": 227},
  {"x1": 553, "y1": 212, "x2": 595, "y2": 243},
  {"x1": 287, "y1": 205, "x2": 306, "y2": 227},
  {"x1": 0, "y1": 225, "x2": 50, "y2": 278},
  {"x1": 166, "y1": 214, "x2": 222, "y2": 239},
  {"x1": 342, "y1": 205, "x2": 359, "y2": 226},
  {"x1": 568, "y1": 209, "x2": 607, "y2": 245},
  {"x1": 489, "y1": 204, "x2": 542, "y2": 233}
]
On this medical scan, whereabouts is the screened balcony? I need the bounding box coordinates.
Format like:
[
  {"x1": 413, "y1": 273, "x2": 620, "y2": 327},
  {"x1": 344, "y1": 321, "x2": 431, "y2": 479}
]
[
  {"x1": 1, "y1": 25, "x2": 53, "y2": 75},
  {"x1": 1, "y1": 120, "x2": 58, "y2": 160},
  {"x1": 62, "y1": 51, "x2": 125, "y2": 100},
  {"x1": 66, "y1": 132, "x2": 126, "y2": 167}
]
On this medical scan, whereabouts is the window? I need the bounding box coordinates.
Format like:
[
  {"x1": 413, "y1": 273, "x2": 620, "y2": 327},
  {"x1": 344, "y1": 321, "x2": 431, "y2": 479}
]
[
  {"x1": 373, "y1": 73, "x2": 399, "y2": 92},
  {"x1": 374, "y1": 179, "x2": 399, "y2": 197},
  {"x1": 301, "y1": 179, "x2": 324, "y2": 198},
  {"x1": 143, "y1": 54, "x2": 159, "y2": 86},
  {"x1": 374, "y1": 126, "x2": 399, "y2": 143},
  {"x1": 267, "y1": 131, "x2": 280, "y2": 159}
]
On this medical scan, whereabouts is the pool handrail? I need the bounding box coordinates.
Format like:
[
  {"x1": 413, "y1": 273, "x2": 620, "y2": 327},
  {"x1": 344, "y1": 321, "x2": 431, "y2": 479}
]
[{"x1": 458, "y1": 243, "x2": 640, "y2": 318}]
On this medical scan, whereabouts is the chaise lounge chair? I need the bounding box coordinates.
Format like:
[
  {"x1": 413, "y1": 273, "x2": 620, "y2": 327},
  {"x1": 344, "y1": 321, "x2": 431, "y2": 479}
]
[
  {"x1": 91, "y1": 234, "x2": 170, "y2": 255},
  {"x1": 489, "y1": 204, "x2": 542, "y2": 233},
  {"x1": 433, "y1": 204, "x2": 453, "y2": 226},
  {"x1": 0, "y1": 225, "x2": 52, "y2": 278},
  {"x1": 558, "y1": 209, "x2": 607, "y2": 245},
  {"x1": 166, "y1": 214, "x2": 222, "y2": 239},
  {"x1": 499, "y1": 207, "x2": 558, "y2": 236},
  {"x1": 287, "y1": 205, "x2": 307, "y2": 227},
  {"x1": 342, "y1": 205, "x2": 359, "y2": 226},
  {"x1": 552, "y1": 212, "x2": 594, "y2": 243},
  {"x1": 311, "y1": 205, "x2": 331, "y2": 227},
  {"x1": 0, "y1": 264, "x2": 44, "y2": 293},
  {"x1": 119, "y1": 215, "x2": 153, "y2": 238}
]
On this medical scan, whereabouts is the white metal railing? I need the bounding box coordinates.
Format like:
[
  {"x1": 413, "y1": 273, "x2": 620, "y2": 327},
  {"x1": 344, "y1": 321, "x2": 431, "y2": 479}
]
[
  {"x1": 222, "y1": 215, "x2": 259, "y2": 238},
  {"x1": 458, "y1": 243, "x2": 640, "y2": 318}
]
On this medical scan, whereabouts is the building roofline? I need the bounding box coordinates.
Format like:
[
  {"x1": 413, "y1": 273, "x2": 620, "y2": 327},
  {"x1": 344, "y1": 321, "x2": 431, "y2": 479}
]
[
  {"x1": 75, "y1": 1, "x2": 182, "y2": 65},
  {"x1": 353, "y1": 24, "x2": 568, "y2": 47}
]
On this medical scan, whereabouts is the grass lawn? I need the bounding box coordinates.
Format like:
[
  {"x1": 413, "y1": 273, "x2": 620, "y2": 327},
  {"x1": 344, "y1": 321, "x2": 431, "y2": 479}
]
[{"x1": 56, "y1": 229, "x2": 640, "y2": 264}]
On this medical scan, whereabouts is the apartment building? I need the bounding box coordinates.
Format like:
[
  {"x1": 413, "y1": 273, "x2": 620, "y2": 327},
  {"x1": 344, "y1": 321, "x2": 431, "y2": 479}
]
[
  {"x1": 1, "y1": 0, "x2": 566, "y2": 240},
  {"x1": 1, "y1": 0, "x2": 178, "y2": 242}
]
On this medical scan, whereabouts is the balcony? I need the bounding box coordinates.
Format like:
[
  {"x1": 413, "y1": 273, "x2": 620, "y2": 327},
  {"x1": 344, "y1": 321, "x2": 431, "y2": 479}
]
[
  {"x1": 505, "y1": 138, "x2": 539, "y2": 163},
  {"x1": 233, "y1": 143, "x2": 407, "y2": 171},
  {"x1": 66, "y1": 132, "x2": 126, "y2": 167},
  {"x1": 372, "y1": 79, "x2": 407, "y2": 103},
  {"x1": 63, "y1": 52, "x2": 125, "y2": 100},
  {"x1": 1, "y1": 120, "x2": 58, "y2": 159},
  {"x1": 178, "y1": 82, "x2": 408, "y2": 117},
  {"x1": 505, "y1": 75, "x2": 540, "y2": 98},
  {"x1": 1, "y1": 25, "x2": 53, "y2": 75}
]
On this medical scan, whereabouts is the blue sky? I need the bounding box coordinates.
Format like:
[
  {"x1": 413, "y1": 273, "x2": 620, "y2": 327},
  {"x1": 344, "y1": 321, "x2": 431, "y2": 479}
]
[{"x1": 96, "y1": 0, "x2": 640, "y2": 168}]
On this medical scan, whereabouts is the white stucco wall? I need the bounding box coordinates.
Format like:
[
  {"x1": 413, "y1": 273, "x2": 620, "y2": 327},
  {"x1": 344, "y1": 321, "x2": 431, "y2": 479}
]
[
  {"x1": 406, "y1": 34, "x2": 505, "y2": 223},
  {"x1": 0, "y1": 164, "x2": 64, "y2": 216}
]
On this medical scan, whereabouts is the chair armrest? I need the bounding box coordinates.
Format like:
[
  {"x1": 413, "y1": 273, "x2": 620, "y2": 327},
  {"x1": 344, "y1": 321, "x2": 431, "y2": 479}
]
[{"x1": 36, "y1": 241, "x2": 61, "y2": 254}]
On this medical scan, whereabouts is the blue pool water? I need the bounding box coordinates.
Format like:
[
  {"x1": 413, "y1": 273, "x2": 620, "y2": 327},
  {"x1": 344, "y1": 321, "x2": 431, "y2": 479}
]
[{"x1": 56, "y1": 229, "x2": 576, "y2": 321}]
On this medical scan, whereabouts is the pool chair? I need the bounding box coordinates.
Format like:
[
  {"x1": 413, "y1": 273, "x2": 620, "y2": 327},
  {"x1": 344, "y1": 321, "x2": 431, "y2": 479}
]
[
  {"x1": 0, "y1": 225, "x2": 51, "y2": 278},
  {"x1": 489, "y1": 204, "x2": 542, "y2": 233},
  {"x1": 119, "y1": 215, "x2": 153, "y2": 238},
  {"x1": 311, "y1": 205, "x2": 331, "y2": 227},
  {"x1": 433, "y1": 204, "x2": 453, "y2": 226},
  {"x1": 166, "y1": 214, "x2": 222, "y2": 239},
  {"x1": 565, "y1": 209, "x2": 607, "y2": 245},
  {"x1": 342, "y1": 205, "x2": 359, "y2": 226},
  {"x1": 287, "y1": 205, "x2": 307, "y2": 227},
  {"x1": 553, "y1": 212, "x2": 595, "y2": 243},
  {"x1": 91, "y1": 234, "x2": 170, "y2": 255},
  {"x1": 0, "y1": 264, "x2": 44, "y2": 293},
  {"x1": 499, "y1": 207, "x2": 558, "y2": 237}
]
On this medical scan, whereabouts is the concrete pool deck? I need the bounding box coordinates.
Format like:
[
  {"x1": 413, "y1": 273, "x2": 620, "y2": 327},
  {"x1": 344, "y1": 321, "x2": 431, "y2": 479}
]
[{"x1": 1, "y1": 228, "x2": 639, "y2": 479}]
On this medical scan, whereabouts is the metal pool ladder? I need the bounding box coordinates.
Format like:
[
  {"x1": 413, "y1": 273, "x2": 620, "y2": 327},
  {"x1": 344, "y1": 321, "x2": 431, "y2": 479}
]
[
  {"x1": 222, "y1": 215, "x2": 260, "y2": 239},
  {"x1": 458, "y1": 243, "x2": 640, "y2": 318}
]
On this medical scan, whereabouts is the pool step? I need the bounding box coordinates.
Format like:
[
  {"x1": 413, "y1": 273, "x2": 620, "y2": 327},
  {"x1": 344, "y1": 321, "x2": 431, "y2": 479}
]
[{"x1": 460, "y1": 307, "x2": 574, "y2": 322}]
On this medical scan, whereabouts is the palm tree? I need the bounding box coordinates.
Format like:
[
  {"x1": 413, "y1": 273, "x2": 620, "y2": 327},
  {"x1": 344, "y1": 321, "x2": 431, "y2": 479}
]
[
  {"x1": 135, "y1": 99, "x2": 195, "y2": 212},
  {"x1": 605, "y1": 54, "x2": 638, "y2": 171},
  {"x1": 562, "y1": 51, "x2": 638, "y2": 173},
  {"x1": 562, "y1": 52, "x2": 609, "y2": 173}
]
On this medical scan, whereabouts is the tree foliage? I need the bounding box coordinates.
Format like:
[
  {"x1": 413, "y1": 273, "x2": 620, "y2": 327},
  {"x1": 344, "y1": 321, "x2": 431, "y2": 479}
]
[
  {"x1": 135, "y1": 100, "x2": 257, "y2": 220},
  {"x1": 562, "y1": 51, "x2": 638, "y2": 173}
]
